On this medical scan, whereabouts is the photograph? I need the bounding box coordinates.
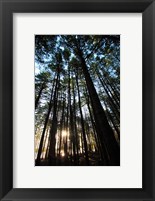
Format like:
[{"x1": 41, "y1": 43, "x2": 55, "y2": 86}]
[{"x1": 35, "y1": 35, "x2": 120, "y2": 166}]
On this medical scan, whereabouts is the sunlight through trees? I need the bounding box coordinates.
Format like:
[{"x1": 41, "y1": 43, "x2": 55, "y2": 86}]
[{"x1": 35, "y1": 35, "x2": 120, "y2": 166}]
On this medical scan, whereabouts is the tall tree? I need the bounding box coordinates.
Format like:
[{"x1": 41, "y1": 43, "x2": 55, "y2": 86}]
[{"x1": 73, "y1": 36, "x2": 120, "y2": 165}]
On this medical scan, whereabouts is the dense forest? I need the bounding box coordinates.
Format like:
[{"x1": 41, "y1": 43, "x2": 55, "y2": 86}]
[{"x1": 35, "y1": 35, "x2": 120, "y2": 166}]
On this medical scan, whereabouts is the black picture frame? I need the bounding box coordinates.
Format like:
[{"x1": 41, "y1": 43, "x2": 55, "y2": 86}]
[{"x1": 0, "y1": 0, "x2": 155, "y2": 200}]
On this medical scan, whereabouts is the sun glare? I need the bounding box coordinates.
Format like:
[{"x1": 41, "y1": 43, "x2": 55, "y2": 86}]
[
  {"x1": 62, "y1": 130, "x2": 67, "y2": 138},
  {"x1": 61, "y1": 151, "x2": 65, "y2": 157}
]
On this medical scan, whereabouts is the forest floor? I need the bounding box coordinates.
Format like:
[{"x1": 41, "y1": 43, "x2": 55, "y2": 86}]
[{"x1": 36, "y1": 152, "x2": 104, "y2": 166}]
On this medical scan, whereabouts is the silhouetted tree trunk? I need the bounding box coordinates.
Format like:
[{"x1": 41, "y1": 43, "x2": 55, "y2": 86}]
[
  {"x1": 59, "y1": 95, "x2": 65, "y2": 156},
  {"x1": 104, "y1": 100, "x2": 120, "y2": 140},
  {"x1": 68, "y1": 66, "x2": 77, "y2": 164},
  {"x1": 105, "y1": 75, "x2": 120, "y2": 103},
  {"x1": 72, "y1": 76, "x2": 79, "y2": 165},
  {"x1": 36, "y1": 75, "x2": 56, "y2": 165},
  {"x1": 35, "y1": 82, "x2": 45, "y2": 109},
  {"x1": 97, "y1": 71, "x2": 120, "y2": 118},
  {"x1": 86, "y1": 92, "x2": 106, "y2": 164},
  {"x1": 64, "y1": 102, "x2": 69, "y2": 157},
  {"x1": 76, "y1": 69, "x2": 89, "y2": 165},
  {"x1": 41, "y1": 126, "x2": 50, "y2": 159},
  {"x1": 75, "y1": 40, "x2": 120, "y2": 165},
  {"x1": 99, "y1": 66, "x2": 120, "y2": 103},
  {"x1": 48, "y1": 70, "x2": 60, "y2": 165},
  {"x1": 98, "y1": 71, "x2": 119, "y2": 109}
]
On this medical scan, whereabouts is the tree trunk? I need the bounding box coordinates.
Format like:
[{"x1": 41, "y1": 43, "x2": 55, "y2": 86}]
[
  {"x1": 36, "y1": 76, "x2": 56, "y2": 165},
  {"x1": 104, "y1": 100, "x2": 120, "y2": 140},
  {"x1": 76, "y1": 69, "x2": 89, "y2": 165},
  {"x1": 76, "y1": 44, "x2": 120, "y2": 165},
  {"x1": 35, "y1": 82, "x2": 45, "y2": 109},
  {"x1": 68, "y1": 67, "x2": 77, "y2": 165},
  {"x1": 48, "y1": 70, "x2": 60, "y2": 165},
  {"x1": 59, "y1": 95, "x2": 65, "y2": 156},
  {"x1": 97, "y1": 71, "x2": 120, "y2": 118},
  {"x1": 72, "y1": 76, "x2": 79, "y2": 165}
]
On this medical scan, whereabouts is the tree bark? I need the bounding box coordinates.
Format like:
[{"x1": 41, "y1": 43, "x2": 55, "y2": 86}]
[
  {"x1": 36, "y1": 76, "x2": 56, "y2": 165},
  {"x1": 76, "y1": 69, "x2": 89, "y2": 165},
  {"x1": 76, "y1": 44, "x2": 120, "y2": 165},
  {"x1": 35, "y1": 82, "x2": 45, "y2": 109},
  {"x1": 48, "y1": 70, "x2": 60, "y2": 165}
]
